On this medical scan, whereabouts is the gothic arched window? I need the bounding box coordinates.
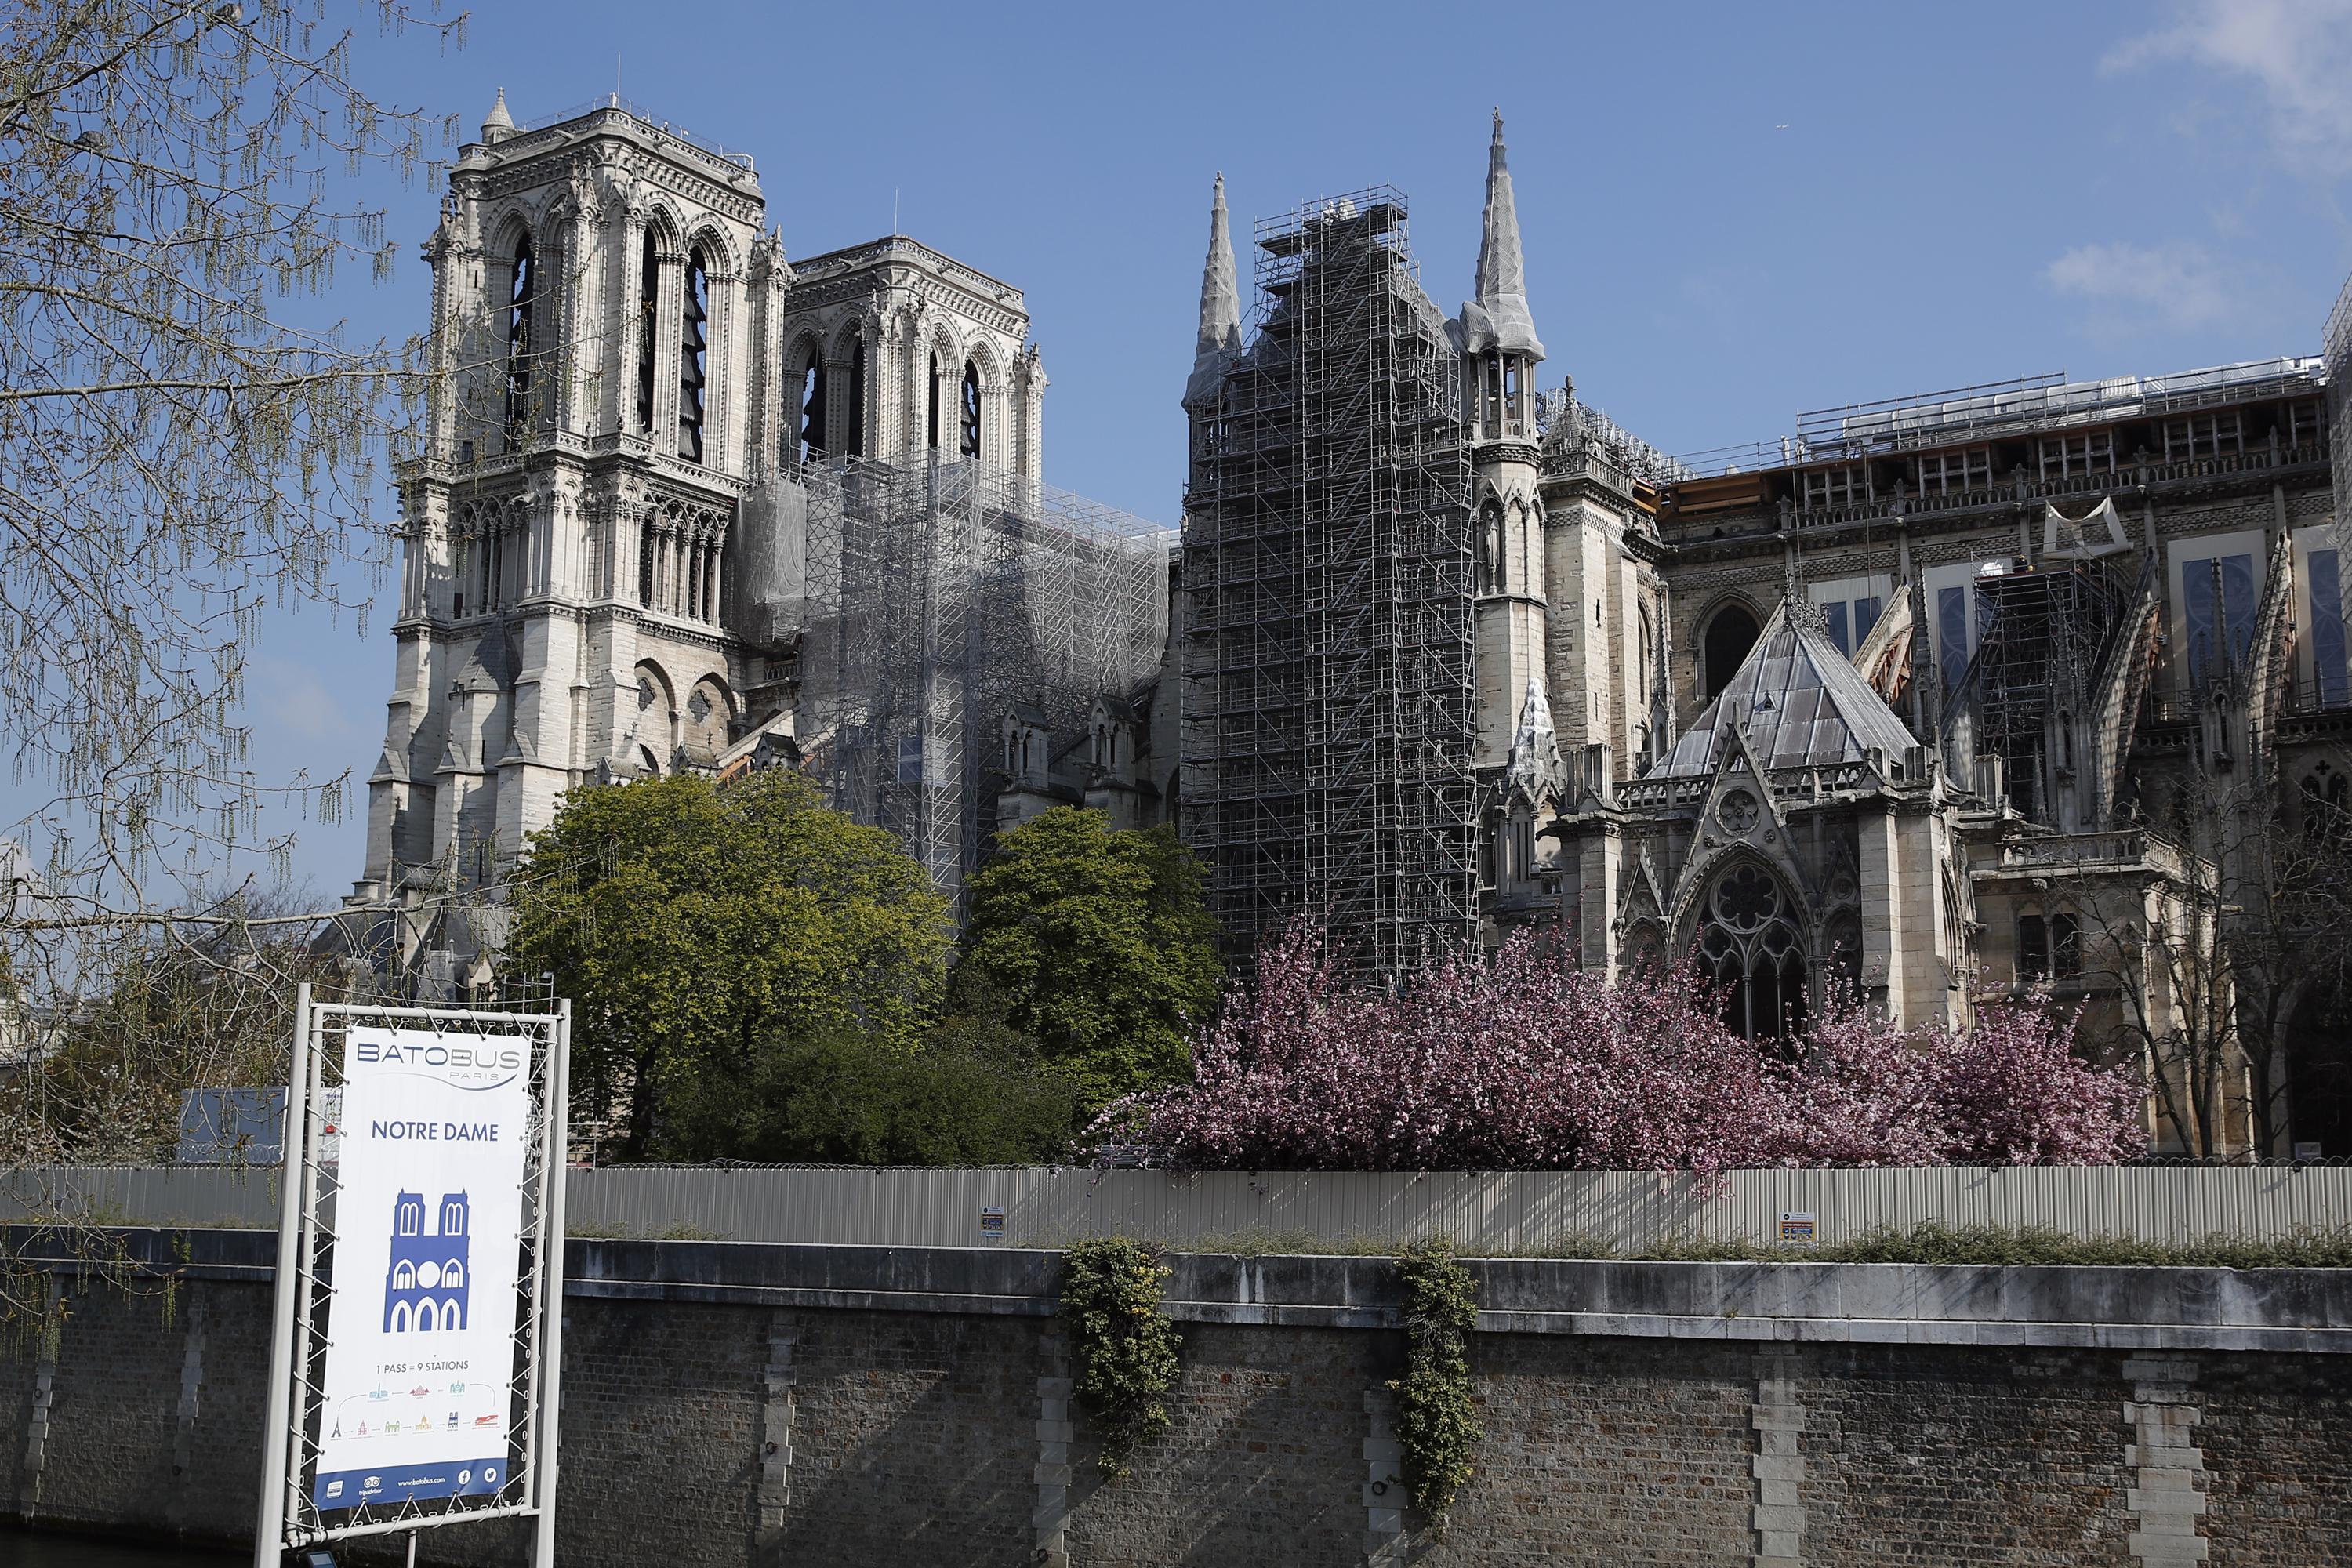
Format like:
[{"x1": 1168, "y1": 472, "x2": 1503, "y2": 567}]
[
  {"x1": 1624, "y1": 922, "x2": 1664, "y2": 981},
  {"x1": 928, "y1": 350, "x2": 942, "y2": 449},
  {"x1": 1696, "y1": 862, "x2": 1808, "y2": 1042},
  {"x1": 503, "y1": 234, "x2": 535, "y2": 445},
  {"x1": 960, "y1": 360, "x2": 981, "y2": 459},
  {"x1": 1703, "y1": 604, "x2": 1762, "y2": 699},
  {"x1": 797, "y1": 346, "x2": 825, "y2": 466},
  {"x1": 678, "y1": 248, "x2": 710, "y2": 462},
  {"x1": 634, "y1": 230, "x2": 659, "y2": 431},
  {"x1": 441, "y1": 1197, "x2": 466, "y2": 1235},
  {"x1": 1638, "y1": 606, "x2": 1656, "y2": 706}
]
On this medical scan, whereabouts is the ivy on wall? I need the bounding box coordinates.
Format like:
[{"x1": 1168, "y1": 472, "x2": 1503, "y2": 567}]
[
  {"x1": 1060, "y1": 1236, "x2": 1182, "y2": 1478},
  {"x1": 1389, "y1": 1237, "x2": 1482, "y2": 1523}
]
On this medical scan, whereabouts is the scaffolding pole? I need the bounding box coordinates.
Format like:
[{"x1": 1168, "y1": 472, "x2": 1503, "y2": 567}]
[{"x1": 1969, "y1": 562, "x2": 2123, "y2": 822}]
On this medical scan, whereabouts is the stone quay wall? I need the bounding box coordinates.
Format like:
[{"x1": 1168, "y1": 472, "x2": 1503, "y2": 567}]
[{"x1": 2, "y1": 1230, "x2": 2349, "y2": 1566}]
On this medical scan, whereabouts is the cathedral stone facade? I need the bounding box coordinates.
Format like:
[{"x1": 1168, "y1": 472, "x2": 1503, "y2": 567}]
[
  {"x1": 1175, "y1": 118, "x2": 2351, "y2": 1156},
  {"x1": 350, "y1": 93, "x2": 1083, "y2": 983},
  {"x1": 350, "y1": 94, "x2": 2351, "y2": 1155}
]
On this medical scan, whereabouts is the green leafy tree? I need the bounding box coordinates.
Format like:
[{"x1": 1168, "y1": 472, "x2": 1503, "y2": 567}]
[
  {"x1": 507, "y1": 771, "x2": 951, "y2": 1160},
  {"x1": 660, "y1": 1014, "x2": 1079, "y2": 1166},
  {"x1": 953, "y1": 809, "x2": 1221, "y2": 1113}
]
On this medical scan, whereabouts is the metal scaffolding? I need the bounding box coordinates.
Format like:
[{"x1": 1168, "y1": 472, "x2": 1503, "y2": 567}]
[
  {"x1": 2328, "y1": 268, "x2": 2352, "y2": 590},
  {"x1": 791, "y1": 454, "x2": 1170, "y2": 906},
  {"x1": 1181, "y1": 189, "x2": 1479, "y2": 972},
  {"x1": 1969, "y1": 562, "x2": 2123, "y2": 822}
]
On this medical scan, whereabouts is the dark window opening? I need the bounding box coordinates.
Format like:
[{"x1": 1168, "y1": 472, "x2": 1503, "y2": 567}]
[
  {"x1": 797, "y1": 347, "x2": 824, "y2": 465},
  {"x1": 2018, "y1": 911, "x2": 2081, "y2": 982},
  {"x1": 927, "y1": 351, "x2": 941, "y2": 448},
  {"x1": 1703, "y1": 604, "x2": 1762, "y2": 698},
  {"x1": 2018, "y1": 913, "x2": 2048, "y2": 981},
  {"x1": 678, "y1": 249, "x2": 709, "y2": 463},
  {"x1": 845, "y1": 336, "x2": 866, "y2": 459},
  {"x1": 960, "y1": 361, "x2": 981, "y2": 458},
  {"x1": 637, "y1": 523, "x2": 655, "y2": 608},
  {"x1": 634, "y1": 232, "x2": 659, "y2": 431},
  {"x1": 503, "y1": 236, "x2": 535, "y2": 445},
  {"x1": 2053, "y1": 913, "x2": 2080, "y2": 979}
]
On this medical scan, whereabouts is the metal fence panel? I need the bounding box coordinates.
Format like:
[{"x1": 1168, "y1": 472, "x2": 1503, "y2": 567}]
[{"x1": 5, "y1": 1164, "x2": 2347, "y2": 1252}]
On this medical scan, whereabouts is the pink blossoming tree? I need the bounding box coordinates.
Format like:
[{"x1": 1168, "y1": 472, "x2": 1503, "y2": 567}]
[{"x1": 1087, "y1": 926, "x2": 2144, "y2": 1173}]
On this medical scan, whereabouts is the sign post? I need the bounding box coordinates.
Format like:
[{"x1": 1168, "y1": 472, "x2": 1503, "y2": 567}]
[{"x1": 256, "y1": 996, "x2": 569, "y2": 1566}]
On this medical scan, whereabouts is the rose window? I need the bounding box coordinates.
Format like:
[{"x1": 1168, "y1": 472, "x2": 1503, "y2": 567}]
[
  {"x1": 1695, "y1": 862, "x2": 1808, "y2": 1041},
  {"x1": 1717, "y1": 789, "x2": 1760, "y2": 834}
]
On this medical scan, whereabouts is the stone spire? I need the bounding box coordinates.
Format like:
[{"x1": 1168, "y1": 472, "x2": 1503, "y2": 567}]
[
  {"x1": 1461, "y1": 111, "x2": 1544, "y2": 361},
  {"x1": 1196, "y1": 173, "x2": 1242, "y2": 361},
  {"x1": 481, "y1": 86, "x2": 515, "y2": 144},
  {"x1": 1186, "y1": 173, "x2": 1242, "y2": 407}
]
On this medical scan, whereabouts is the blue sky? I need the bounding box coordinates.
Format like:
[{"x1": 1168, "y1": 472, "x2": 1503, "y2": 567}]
[{"x1": 251, "y1": 0, "x2": 2352, "y2": 897}]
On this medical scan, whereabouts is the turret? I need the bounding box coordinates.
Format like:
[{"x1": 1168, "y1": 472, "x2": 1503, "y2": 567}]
[{"x1": 479, "y1": 86, "x2": 515, "y2": 146}]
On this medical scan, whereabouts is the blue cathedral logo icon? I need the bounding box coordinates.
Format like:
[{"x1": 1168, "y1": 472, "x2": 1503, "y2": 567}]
[{"x1": 383, "y1": 1189, "x2": 470, "y2": 1333}]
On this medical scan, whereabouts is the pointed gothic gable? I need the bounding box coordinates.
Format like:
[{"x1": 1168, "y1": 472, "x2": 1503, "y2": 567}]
[
  {"x1": 1504, "y1": 677, "x2": 1566, "y2": 806},
  {"x1": 1661, "y1": 717, "x2": 1813, "y2": 939},
  {"x1": 1656, "y1": 597, "x2": 1920, "y2": 777}
]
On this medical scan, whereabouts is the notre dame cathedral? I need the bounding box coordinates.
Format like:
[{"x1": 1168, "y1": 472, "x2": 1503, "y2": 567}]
[{"x1": 349, "y1": 94, "x2": 2350, "y2": 1156}]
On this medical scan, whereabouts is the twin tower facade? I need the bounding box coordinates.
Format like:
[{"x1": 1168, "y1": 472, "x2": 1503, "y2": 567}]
[{"x1": 354, "y1": 93, "x2": 1046, "y2": 954}]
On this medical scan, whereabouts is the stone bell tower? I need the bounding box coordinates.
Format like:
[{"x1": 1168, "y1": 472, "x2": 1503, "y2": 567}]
[
  {"x1": 1459, "y1": 113, "x2": 1548, "y2": 771},
  {"x1": 358, "y1": 91, "x2": 769, "y2": 909}
]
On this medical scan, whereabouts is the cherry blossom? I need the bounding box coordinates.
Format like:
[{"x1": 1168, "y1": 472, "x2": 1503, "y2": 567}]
[{"x1": 1085, "y1": 925, "x2": 2143, "y2": 1173}]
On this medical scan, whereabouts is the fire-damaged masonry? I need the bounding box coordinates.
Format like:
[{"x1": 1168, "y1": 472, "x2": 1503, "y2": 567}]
[{"x1": 343, "y1": 93, "x2": 2352, "y2": 1157}]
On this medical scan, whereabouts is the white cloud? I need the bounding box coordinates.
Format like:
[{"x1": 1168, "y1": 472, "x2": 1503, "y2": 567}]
[
  {"x1": 2042, "y1": 241, "x2": 2240, "y2": 336},
  {"x1": 2108, "y1": 1, "x2": 2352, "y2": 175}
]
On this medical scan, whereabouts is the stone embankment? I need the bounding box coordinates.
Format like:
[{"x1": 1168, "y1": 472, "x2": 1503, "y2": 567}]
[{"x1": 4, "y1": 1230, "x2": 2348, "y2": 1566}]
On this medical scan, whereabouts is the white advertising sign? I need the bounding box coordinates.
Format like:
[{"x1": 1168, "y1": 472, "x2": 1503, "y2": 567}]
[{"x1": 310, "y1": 1027, "x2": 532, "y2": 1512}]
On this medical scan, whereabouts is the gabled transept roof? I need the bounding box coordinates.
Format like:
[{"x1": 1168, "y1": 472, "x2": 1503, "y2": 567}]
[{"x1": 1656, "y1": 596, "x2": 1922, "y2": 776}]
